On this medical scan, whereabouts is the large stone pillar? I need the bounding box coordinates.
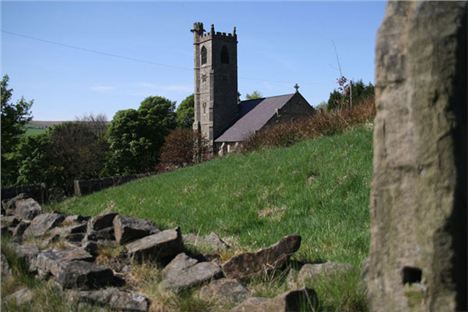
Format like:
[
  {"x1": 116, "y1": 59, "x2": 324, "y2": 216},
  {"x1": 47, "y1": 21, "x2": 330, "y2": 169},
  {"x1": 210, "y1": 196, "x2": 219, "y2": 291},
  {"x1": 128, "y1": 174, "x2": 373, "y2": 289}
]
[{"x1": 368, "y1": 2, "x2": 466, "y2": 311}]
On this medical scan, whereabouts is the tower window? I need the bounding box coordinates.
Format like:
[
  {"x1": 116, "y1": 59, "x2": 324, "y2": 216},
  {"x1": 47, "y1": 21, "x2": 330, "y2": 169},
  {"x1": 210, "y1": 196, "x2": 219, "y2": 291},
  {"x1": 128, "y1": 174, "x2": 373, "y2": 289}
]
[
  {"x1": 203, "y1": 102, "x2": 206, "y2": 114},
  {"x1": 221, "y1": 45, "x2": 229, "y2": 64},
  {"x1": 201, "y1": 46, "x2": 207, "y2": 65}
]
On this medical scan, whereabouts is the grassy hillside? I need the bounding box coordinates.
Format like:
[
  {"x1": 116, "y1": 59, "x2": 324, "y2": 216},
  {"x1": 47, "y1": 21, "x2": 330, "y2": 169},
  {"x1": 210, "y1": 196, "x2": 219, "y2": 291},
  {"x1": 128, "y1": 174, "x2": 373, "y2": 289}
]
[{"x1": 51, "y1": 126, "x2": 373, "y2": 267}]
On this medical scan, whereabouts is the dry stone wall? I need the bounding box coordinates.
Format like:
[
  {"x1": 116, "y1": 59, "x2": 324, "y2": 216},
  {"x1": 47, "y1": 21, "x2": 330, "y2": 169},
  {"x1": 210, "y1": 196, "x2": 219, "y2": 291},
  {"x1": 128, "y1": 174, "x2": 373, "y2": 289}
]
[{"x1": 1, "y1": 195, "x2": 340, "y2": 311}]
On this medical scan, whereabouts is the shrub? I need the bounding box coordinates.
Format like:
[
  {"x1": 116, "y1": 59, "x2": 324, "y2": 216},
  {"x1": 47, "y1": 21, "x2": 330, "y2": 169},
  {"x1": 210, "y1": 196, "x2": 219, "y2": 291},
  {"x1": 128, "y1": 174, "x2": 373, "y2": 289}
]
[
  {"x1": 106, "y1": 96, "x2": 177, "y2": 175},
  {"x1": 243, "y1": 97, "x2": 375, "y2": 152},
  {"x1": 158, "y1": 128, "x2": 210, "y2": 172},
  {"x1": 14, "y1": 122, "x2": 109, "y2": 196}
]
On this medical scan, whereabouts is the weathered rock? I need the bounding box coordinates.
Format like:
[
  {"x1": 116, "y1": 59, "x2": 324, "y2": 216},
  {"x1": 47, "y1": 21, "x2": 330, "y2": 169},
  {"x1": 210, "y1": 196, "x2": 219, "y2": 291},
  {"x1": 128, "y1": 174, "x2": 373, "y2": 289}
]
[
  {"x1": 199, "y1": 278, "x2": 250, "y2": 305},
  {"x1": 12, "y1": 220, "x2": 31, "y2": 240},
  {"x1": 82, "y1": 241, "x2": 99, "y2": 256},
  {"x1": 183, "y1": 232, "x2": 230, "y2": 253},
  {"x1": 160, "y1": 255, "x2": 223, "y2": 292},
  {"x1": 126, "y1": 228, "x2": 183, "y2": 262},
  {"x1": 23, "y1": 213, "x2": 65, "y2": 238},
  {"x1": 5, "y1": 287, "x2": 34, "y2": 305},
  {"x1": 49, "y1": 223, "x2": 88, "y2": 243},
  {"x1": 33, "y1": 248, "x2": 95, "y2": 277},
  {"x1": 88, "y1": 226, "x2": 116, "y2": 241},
  {"x1": 88, "y1": 212, "x2": 118, "y2": 232},
  {"x1": 1, "y1": 215, "x2": 20, "y2": 228},
  {"x1": 369, "y1": 2, "x2": 467, "y2": 311},
  {"x1": 231, "y1": 288, "x2": 318, "y2": 312},
  {"x1": 14, "y1": 198, "x2": 42, "y2": 220},
  {"x1": 67, "y1": 288, "x2": 150, "y2": 312},
  {"x1": 288, "y1": 262, "x2": 352, "y2": 288},
  {"x1": 1, "y1": 253, "x2": 12, "y2": 279},
  {"x1": 230, "y1": 297, "x2": 269, "y2": 312},
  {"x1": 1, "y1": 216, "x2": 19, "y2": 236},
  {"x1": 223, "y1": 235, "x2": 301, "y2": 279},
  {"x1": 11, "y1": 243, "x2": 40, "y2": 272},
  {"x1": 63, "y1": 215, "x2": 90, "y2": 224},
  {"x1": 2, "y1": 193, "x2": 28, "y2": 215},
  {"x1": 161, "y1": 253, "x2": 198, "y2": 279},
  {"x1": 56, "y1": 260, "x2": 123, "y2": 289},
  {"x1": 113, "y1": 215, "x2": 158, "y2": 245}
]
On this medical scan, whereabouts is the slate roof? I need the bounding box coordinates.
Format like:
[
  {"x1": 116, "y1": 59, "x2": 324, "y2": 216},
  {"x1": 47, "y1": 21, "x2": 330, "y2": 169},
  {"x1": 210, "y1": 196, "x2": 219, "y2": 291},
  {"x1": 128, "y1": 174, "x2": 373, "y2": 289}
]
[{"x1": 215, "y1": 93, "x2": 296, "y2": 143}]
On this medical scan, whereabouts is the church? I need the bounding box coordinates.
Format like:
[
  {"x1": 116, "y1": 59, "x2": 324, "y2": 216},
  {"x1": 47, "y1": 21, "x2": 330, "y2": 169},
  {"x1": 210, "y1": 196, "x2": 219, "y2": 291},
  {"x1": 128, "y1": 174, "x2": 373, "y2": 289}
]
[{"x1": 191, "y1": 22, "x2": 315, "y2": 154}]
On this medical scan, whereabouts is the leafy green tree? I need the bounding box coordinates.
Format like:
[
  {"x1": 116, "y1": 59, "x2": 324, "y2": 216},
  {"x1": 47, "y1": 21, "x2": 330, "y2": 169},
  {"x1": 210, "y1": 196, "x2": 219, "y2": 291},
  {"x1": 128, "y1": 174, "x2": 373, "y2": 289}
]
[
  {"x1": 327, "y1": 79, "x2": 374, "y2": 111},
  {"x1": 48, "y1": 122, "x2": 109, "y2": 194},
  {"x1": 106, "y1": 96, "x2": 177, "y2": 174},
  {"x1": 15, "y1": 133, "x2": 52, "y2": 186},
  {"x1": 246, "y1": 90, "x2": 263, "y2": 100},
  {"x1": 1, "y1": 75, "x2": 33, "y2": 185},
  {"x1": 176, "y1": 94, "x2": 194, "y2": 128}
]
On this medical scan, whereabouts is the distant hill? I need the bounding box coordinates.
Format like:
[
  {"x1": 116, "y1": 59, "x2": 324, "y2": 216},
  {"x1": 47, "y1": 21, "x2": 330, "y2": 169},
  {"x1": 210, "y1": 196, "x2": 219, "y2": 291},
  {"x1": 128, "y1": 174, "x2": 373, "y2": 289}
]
[{"x1": 28, "y1": 120, "x2": 67, "y2": 129}]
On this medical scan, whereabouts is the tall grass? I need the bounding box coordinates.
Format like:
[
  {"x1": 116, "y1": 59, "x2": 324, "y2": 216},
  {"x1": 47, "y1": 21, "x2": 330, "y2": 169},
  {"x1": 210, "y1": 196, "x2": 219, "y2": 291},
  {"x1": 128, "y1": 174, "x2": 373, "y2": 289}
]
[{"x1": 243, "y1": 98, "x2": 375, "y2": 152}]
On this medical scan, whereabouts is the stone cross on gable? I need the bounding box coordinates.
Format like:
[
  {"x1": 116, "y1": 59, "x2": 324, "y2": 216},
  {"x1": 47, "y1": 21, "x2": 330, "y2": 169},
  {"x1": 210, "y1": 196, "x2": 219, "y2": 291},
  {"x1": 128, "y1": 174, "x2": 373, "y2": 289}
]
[{"x1": 294, "y1": 83, "x2": 299, "y2": 93}]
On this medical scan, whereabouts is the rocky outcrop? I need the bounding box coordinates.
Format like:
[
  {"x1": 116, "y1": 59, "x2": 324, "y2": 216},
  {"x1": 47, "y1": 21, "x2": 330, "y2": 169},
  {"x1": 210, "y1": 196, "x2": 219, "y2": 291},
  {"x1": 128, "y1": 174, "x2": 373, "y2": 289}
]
[
  {"x1": 56, "y1": 261, "x2": 123, "y2": 289},
  {"x1": 23, "y1": 213, "x2": 65, "y2": 238},
  {"x1": 1, "y1": 253, "x2": 12, "y2": 279},
  {"x1": 14, "y1": 198, "x2": 42, "y2": 220},
  {"x1": 33, "y1": 248, "x2": 95, "y2": 277},
  {"x1": 5, "y1": 287, "x2": 34, "y2": 306},
  {"x1": 183, "y1": 232, "x2": 231, "y2": 253},
  {"x1": 48, "y1": 223, "x2": 88, "y2": 243},
  {"x1": 67, "y1": 288, "x2": 150, "y2": 312},
  {"x1": 113, "y1": 215, "x2": 158, "y2": 245},
  {"x1": 287, "y1": 262, "x2": 353, "y2": 288},
  {"x1": 125, "y1": 228, "x2": 183, "y2": 262},
  {"x1": 160, "y1": 253, "x2": 223, "y2": 292},
  {"x1": 231, "y1": 288, "x2": 318, "y2": 312},
  {"x1": 369, "y1": 2, "x2": 467, "y2": 311},
  {"x1": 11, "y1": 243, "x2": 40, "y2": 272},
  {"x1": 2, "y1": 196, "x2": 318, "y2": 311},
  {"x1": 199, "y1": 278, "x2": 250, "y2": 305},
  {"x1": 223, "y1": 235, "x2": 301, "y2": 279}
]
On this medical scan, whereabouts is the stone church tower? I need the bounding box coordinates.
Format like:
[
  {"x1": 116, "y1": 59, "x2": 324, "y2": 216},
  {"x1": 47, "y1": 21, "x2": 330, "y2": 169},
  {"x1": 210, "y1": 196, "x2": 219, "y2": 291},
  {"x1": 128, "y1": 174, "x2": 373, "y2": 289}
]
[{"x1": 191, "y1": 22, "x2": 238, "y2": 147}]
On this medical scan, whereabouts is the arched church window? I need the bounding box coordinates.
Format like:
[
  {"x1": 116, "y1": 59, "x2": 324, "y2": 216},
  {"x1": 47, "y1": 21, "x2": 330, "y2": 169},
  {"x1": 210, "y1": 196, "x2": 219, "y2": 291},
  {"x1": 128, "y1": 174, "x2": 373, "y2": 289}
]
[
  {"x1": 201, "y1": 46, "x2": 207, "y2": 65},
  {"x1": 221, "y1": 46, "x2": 229, "y2": 64},
  {"x1": 203, "y1": 102, "x2": 207, "y2": 114}
]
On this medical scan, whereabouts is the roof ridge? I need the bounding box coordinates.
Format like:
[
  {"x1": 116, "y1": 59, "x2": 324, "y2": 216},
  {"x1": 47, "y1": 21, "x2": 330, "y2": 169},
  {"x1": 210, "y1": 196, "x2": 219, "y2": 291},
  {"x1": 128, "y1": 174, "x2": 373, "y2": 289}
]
[{"x1": 239, "y1": 93, "x2": 295, "y2": 103}]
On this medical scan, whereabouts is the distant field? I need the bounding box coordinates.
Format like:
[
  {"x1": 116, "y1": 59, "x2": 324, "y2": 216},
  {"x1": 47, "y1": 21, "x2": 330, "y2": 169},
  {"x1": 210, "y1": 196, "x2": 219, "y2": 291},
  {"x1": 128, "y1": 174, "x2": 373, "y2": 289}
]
[{"x1": 24, "y1": 121, "x2": 66, "y2": 136}]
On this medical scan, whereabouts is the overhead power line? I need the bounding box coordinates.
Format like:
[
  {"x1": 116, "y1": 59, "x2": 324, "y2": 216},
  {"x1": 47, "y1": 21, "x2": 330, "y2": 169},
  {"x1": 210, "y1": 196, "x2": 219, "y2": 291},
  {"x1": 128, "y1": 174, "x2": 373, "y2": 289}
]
[{"x1": 2, "y1": 29, "x2": 333, "y2": 86}]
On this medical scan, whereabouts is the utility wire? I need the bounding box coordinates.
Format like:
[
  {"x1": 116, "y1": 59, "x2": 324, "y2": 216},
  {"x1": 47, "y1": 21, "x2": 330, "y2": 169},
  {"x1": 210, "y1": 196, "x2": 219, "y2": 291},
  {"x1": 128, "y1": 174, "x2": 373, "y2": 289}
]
[
  {"x1": 2, "y1": 29, "x2": 333, "y2": 86},
  {"x1": 2, "y1": 29, "x2": 192, "y2": 71}
]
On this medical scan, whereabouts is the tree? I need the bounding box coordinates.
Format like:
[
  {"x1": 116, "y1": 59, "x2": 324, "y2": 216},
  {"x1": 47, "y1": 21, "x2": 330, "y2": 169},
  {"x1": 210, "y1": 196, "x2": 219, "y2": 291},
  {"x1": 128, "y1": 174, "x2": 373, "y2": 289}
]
[
  {"x1": 1, "y1": 75, "x2": 33, "y2": 185},
  {"x1": 176, "y1": 94, "x2": 194, "y2": 128},
  {"x1": 75, "y1": 113, "x2": 108, "y2": 138},
  {"x1": 106, "y1": 96, "x2": 177, "y2": 175},
  {"x1": 327, "y1": 79, "x2": 374, "y2": 111},
  {"x1": 48, "y1": 122, "x2": 108, "y2": 194},
  {"x1": 245, "y1": 90, "x2": 263, "y2": 100},
  {"x1": 159, "y1": 128, "x2": 210, "y2": 171},
  {"x1": 15, "y1": 133, "x2": 52, "y2": 186}
]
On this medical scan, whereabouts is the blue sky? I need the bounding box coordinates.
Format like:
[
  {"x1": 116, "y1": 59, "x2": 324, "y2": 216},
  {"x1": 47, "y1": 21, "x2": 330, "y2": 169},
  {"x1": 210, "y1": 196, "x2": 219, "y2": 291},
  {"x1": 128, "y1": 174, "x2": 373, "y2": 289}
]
[{"x1": 2, "y1": 1, "x2": 386, "y2": 121}]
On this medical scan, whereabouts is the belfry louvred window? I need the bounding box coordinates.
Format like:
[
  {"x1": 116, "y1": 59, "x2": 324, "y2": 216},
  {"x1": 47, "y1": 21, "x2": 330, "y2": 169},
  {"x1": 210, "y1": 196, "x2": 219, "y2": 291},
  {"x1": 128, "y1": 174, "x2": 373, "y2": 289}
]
[{"x1": 201, "y1": 46, "x2": 207, "y2": 64}]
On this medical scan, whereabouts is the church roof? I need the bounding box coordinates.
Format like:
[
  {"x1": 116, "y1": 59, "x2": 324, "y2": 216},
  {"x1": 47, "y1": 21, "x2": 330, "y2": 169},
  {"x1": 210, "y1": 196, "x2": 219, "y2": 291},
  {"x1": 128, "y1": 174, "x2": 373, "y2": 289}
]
[{"x1": 215, "y1": 93, "x2": 296, "y2": 143}]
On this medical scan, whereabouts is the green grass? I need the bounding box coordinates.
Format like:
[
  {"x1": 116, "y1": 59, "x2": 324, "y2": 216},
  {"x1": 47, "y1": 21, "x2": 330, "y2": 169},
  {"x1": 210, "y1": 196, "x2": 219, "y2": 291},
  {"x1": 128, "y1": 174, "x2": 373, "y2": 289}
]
[
  {"x1": 1, "y1": 236, "x2": 101, "y2": 312},
  {"x1": 51, "y1": 126, "x2": 372, "y2": 265},
  {"x1": 48, "y1": 126, "x2": 373, "y2": 311},
  {"x1": 24, "y1": 126, "x2": 46, "y2": 136}
]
